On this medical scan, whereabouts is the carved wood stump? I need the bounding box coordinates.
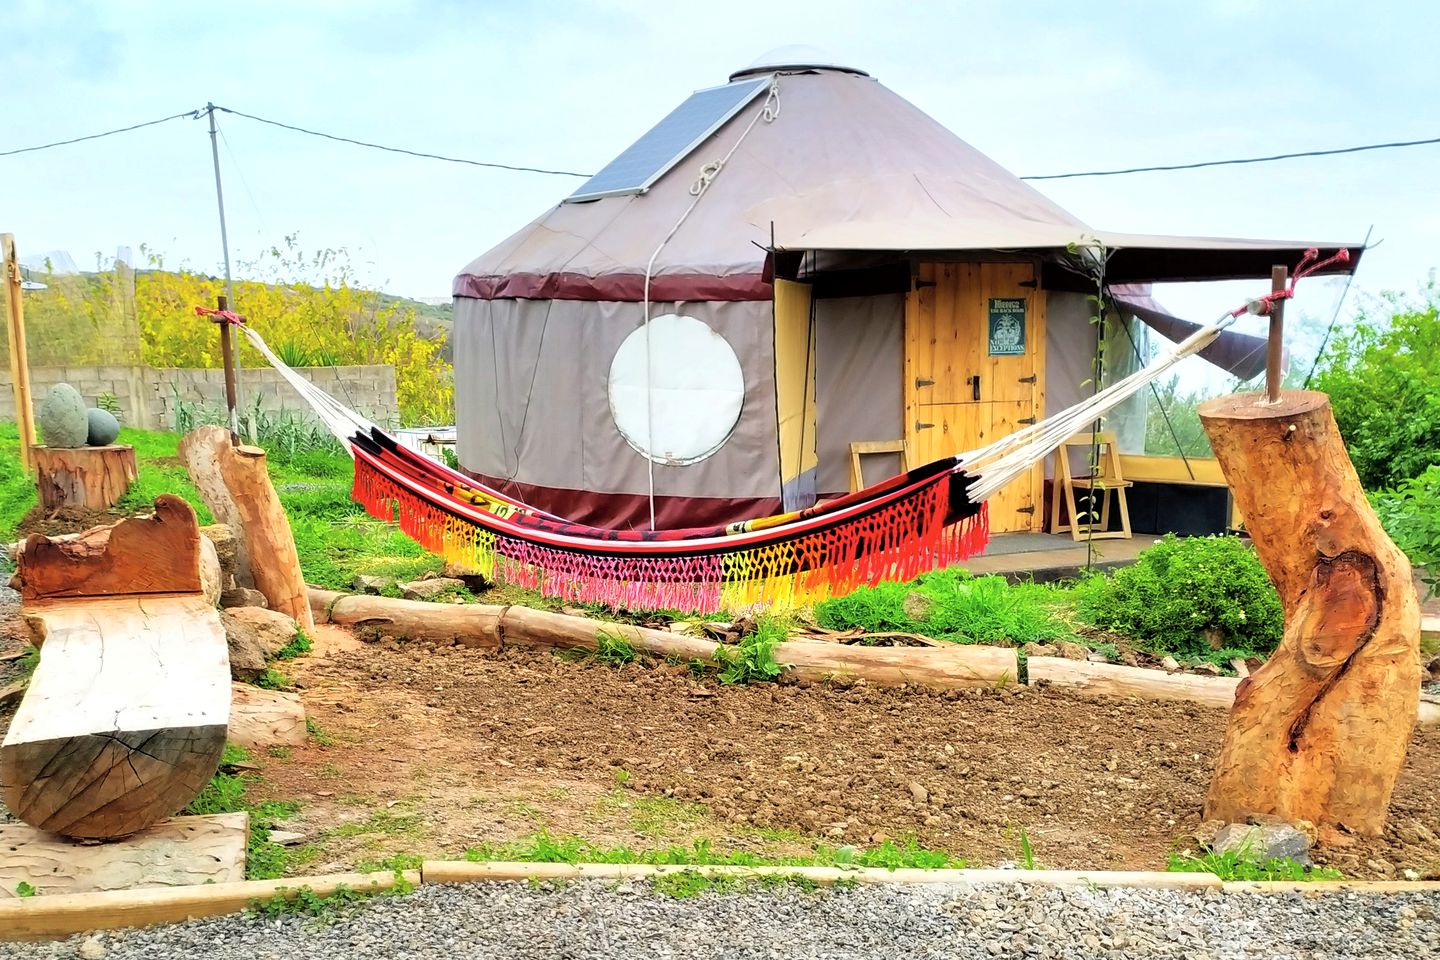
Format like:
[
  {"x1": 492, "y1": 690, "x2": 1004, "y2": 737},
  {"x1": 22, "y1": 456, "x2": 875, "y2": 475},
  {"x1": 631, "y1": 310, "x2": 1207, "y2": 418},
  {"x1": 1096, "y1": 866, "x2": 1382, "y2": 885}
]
[
  {"x1": 32, "y1": 444, "x2": 137, "y2": 511},
  {"x1": 1199, "y1": 390, "x2": 1420, "y2": 835}
]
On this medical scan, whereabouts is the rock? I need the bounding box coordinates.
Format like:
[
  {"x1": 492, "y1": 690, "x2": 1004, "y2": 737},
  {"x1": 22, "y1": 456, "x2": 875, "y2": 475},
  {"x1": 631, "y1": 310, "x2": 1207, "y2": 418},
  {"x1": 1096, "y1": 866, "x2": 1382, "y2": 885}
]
[
  {"x1": 1213, "y1": 822, "x2": 1312, "y2": 866},
  {"x1": 38, "y1": 383, "x2": 89, "y2": 448},
  {"x1": 1118, "y1": 650, "x2": 1140, "y2": 667},
  {"x1": 1056, "y1": 641, "x2": 1088, "y2": 661},
  {"x1": 1201, "y1": 626, "x2": 1226, "y2": 651},
  {"x1": 222, "y1": 606, "x2": 299, "y2": 680},
  {"x1": 1160, "y1": 656, "x2": 1181, "y2": 673},
  {"x1": 1023, "y1": 643, "x2": 1058, "y2": 658},
  {"x1": 1086, "y1": 651, "x2": 1111, "y2": 663},
  {"x1": 200, "y1": 524, "x2": 239, "y2": 582},
  {"x1": 1191, "y1": 661, "x2": 1223, "y2": 676},
  {"x1": 354, "y1": 573, "x2": 393, "y2": 595},
  {"x1": 220, "y1": 587, "x2": 269, "y2": 609},
  {"x1": 908, "y1": 781, "x2": 929, "y2": 804},
  {"x1": 198, "y1": 534, "x2": 222, "y2": 606},
  {"x1": 901, "y1": 591, "x2": 933, "y2": 623},
  {"x1": 401, "y1": 576, "x2": 467, "y2": 601},
  {"x1": 1190, "y1": 819, "x2": 1225, "y2": 850},
  {"x1": 268, "y1": 830, "x2": 308, "y2": 846},
  {"x1": 1367, "y1": 858, "x2": 1397, "y2": 878},
  {"x1": 85, "y1": 407, "x2": 120, "y2": 446},
  {"x1": 441, "y1": 560, "x2": 492, "y2": 592},
  {"x1": 77, "y1": 935, "x2": 106, "y2": 959}
]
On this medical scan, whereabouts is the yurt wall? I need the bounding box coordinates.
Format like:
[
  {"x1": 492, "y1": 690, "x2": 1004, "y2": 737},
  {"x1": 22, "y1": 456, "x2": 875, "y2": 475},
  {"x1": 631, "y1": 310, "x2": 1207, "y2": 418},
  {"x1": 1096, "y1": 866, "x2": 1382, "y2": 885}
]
[{"x1": 452, "y1": 297, "x2": 782, "y2": 529}]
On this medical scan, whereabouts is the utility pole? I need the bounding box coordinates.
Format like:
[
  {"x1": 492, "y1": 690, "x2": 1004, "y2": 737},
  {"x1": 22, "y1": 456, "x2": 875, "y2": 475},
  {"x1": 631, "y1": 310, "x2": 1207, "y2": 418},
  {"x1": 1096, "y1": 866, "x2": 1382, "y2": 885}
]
[{"x1": 206, "y1": 103, "x2": 243, "y2": 437}]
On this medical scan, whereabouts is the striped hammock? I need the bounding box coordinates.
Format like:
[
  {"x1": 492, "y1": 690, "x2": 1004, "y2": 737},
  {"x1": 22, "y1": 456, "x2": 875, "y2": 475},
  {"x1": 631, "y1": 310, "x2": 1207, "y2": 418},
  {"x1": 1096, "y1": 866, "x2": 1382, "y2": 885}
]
[{"x1": 211, "y1": 254, "x2": 1331, "y2": 612}]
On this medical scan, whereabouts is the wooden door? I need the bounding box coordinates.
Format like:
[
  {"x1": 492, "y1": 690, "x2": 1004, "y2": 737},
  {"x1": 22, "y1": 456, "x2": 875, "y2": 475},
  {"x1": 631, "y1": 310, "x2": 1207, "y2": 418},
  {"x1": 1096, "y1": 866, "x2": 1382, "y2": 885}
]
[{"x1": 905, "y1": 262, "x2": 1045, "y2": 533}]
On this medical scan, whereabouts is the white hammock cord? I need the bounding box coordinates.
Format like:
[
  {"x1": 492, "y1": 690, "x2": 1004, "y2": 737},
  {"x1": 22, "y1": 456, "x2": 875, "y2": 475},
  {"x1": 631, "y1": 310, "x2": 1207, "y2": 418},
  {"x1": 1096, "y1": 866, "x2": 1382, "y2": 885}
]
[{"x1": 639, "y1": 76, "x2": 781, "y2": 529}]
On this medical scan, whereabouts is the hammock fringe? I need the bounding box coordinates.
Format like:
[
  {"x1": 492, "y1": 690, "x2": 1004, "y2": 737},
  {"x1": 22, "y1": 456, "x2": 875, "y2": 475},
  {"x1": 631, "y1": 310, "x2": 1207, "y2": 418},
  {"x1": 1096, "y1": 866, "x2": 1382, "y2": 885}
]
[{"x1": 353, "y1": 455, "x2": 987, "y2": 612}]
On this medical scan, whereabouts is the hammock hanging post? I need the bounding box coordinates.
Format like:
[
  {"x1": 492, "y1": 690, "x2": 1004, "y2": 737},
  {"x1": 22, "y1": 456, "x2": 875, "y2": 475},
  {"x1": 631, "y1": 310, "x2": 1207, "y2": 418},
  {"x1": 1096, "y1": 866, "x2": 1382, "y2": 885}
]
[
  {"x1": 1265, "y1": 265, "x2": 1287, "y2": 402},
  {"x1": 212, "y1": 295, "x2": 241, "y2": 441}
]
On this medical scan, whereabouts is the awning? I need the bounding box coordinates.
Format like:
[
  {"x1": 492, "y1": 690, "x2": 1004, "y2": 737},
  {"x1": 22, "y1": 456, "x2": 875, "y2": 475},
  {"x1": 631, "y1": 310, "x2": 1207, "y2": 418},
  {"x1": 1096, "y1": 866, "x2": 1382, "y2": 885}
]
[
  {"x1": 1109, "y1": 284, "x2": 1273, "y2": 381},
  {"x1": 771, "y1": 217, "x2": 1363, "y2": 285}
]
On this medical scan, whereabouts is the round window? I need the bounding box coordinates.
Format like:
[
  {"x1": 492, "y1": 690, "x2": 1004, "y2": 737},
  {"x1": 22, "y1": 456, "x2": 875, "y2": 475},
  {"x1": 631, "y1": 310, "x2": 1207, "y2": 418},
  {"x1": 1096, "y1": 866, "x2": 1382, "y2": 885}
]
[{"x1": 608, "y1": 314, "x2": 745, "y2": 465}]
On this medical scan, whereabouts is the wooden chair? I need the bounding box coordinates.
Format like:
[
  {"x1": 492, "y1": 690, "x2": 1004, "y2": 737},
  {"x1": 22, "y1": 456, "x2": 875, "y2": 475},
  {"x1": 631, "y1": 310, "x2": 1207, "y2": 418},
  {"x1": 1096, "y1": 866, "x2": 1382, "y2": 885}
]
[
  {"x1": 849, "y1": 440, "x2": 911, "y2": 493},
  {"x1": 1050, "y1": 431, "x2": 1133, "y2": 540}
]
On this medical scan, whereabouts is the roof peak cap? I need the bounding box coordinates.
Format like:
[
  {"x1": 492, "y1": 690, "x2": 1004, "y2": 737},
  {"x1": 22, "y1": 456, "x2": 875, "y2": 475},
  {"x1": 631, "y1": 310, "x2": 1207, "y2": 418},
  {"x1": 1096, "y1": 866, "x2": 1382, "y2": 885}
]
[{"x1": 729, "y1": 45, "x2": 868, "y2": 81}]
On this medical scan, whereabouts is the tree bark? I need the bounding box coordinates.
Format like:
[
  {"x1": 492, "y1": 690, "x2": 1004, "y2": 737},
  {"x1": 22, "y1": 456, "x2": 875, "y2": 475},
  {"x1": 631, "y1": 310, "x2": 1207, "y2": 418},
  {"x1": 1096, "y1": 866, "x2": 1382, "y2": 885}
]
[
  {"x1": 179, "y1": 426, "x2": 314, "y2": 632},
  {"x1": 11, "y1": 495, "x2": 202, "y2": 602},
  {"x1": 1199, "y1": 390, "x2": 1420, "y2": 835},
  {"x1": 31, "y1": 444, "x2": 137, "y2": 511}
]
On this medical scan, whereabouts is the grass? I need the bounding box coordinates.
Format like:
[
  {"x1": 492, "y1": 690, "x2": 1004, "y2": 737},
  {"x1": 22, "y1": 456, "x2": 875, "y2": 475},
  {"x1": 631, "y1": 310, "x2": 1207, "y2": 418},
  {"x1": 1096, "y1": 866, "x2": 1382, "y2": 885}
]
[
  {"x1": 250, "y1": 667, "x2": 292, "y2": 690},
  {"x1": 183, "y1": 744, "x2": 304, "y2": 880},
  {"x1": 815, "y1": 568, "x2": 1075, "y2": 647},
  {"x1": 275, "y1": 629, "x2": 313, "y2": 660},
  {"x1": 593, "y1": 630, "x2": 638, "y2": 666},
  {"x1": 0, "y1": 422, "x2": 34, "y2": 541},
  {"x1": 650, "y1": 869, "x2": 825, "y2": 899},
  {"x1": 1166, "y1": 849, "x2": 1342, "y2": 882},
  {"x1": 463, "y1": 832, "x2": 965, "y2": 872},
  {"x1": 248, "y1": 878, "x2": 414, "y2": 926}
]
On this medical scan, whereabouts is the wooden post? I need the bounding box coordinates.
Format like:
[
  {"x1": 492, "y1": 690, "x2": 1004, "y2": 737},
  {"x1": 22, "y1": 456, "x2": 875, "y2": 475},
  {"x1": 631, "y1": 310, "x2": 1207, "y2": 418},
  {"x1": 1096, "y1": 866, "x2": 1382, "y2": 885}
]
[
  {"x1": 1265, "y1": 265, "x2": 1287, "y2": 403},
  {"x1": 1198, "y1": 390, "x2": 1420, "y2": 835},
  {"x1": 3, "y1": 234, "x2": 38, "y2": 474},
  {"x1": 215, "y1": 295, "x2": 240, "y2": 440}
]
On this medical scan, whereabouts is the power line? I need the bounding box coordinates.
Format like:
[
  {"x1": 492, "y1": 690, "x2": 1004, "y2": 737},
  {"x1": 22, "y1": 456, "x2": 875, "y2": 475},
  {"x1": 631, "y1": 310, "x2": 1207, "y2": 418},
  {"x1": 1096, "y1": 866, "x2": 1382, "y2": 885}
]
[
  {"x1": 1021, "y1": 134, "x2": 1440, "y2": 180},
  {"x1": 0, "y1": 109, "x2": 203, "y2": 157},
  {"x1": 211, "y1": 105, "x2": 592, "y2": 178}
]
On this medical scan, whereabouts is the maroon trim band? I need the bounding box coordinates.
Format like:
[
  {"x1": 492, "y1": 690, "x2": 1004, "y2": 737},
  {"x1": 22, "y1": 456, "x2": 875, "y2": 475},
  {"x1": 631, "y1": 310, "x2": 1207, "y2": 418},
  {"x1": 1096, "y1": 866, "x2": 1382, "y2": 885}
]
[
  {"x1": 452, "y1": 271, "x2": 772, "y2": 302},
  {"x1": 461, "y1": 469, "x2": 782, "y2": 532}
]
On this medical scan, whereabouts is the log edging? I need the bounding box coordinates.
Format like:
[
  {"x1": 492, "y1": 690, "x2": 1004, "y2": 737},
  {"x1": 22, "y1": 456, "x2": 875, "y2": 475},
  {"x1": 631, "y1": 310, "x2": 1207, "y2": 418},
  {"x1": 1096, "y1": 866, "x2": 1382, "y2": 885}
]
[{"x1": 10, "y1": 860, "x2": 1440, "y2": 941}]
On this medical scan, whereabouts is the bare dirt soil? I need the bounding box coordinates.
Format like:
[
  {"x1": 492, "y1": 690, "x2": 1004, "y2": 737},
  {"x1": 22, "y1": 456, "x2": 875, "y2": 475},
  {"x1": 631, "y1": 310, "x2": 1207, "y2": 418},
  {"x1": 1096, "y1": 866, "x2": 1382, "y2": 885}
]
[{"x1": 242, "y1": 630, "x2": 1440, "y2": 880}]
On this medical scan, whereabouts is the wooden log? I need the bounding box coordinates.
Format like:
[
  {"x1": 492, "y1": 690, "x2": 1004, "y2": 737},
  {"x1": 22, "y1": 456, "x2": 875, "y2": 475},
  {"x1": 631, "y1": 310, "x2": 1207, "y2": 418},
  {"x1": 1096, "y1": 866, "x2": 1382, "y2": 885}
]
[
  {"x1": 0, "y1": 595, "x2": 230, "y2": 839},
  {"x1": 228, "y1": 683, "x2": 307, "y2": 752},
  {"x1": 178, "y1": 426, "x2": 314, "y2": 632},
  {"x1": 0, "y1": 869, "x2": 419, "y2": 942},
  {"x1": 11, "y1": 495, "x2": 202, "y2": 602},
  {"x1": 1199, "y1": 391, "x2": 1421, "y2": 835},
  {"x1": 0, "y1": 813, "x2": 247, "y2": 897},
  {"x1": 318, "y1": 590, "x2": 1018, "y2": 689},
  {"x1": 31, "y1": 444, "x2": 137, "y2": 511},
  {"x1": 1027, "y1": 657, "x2": 1240, "y2": 709}
]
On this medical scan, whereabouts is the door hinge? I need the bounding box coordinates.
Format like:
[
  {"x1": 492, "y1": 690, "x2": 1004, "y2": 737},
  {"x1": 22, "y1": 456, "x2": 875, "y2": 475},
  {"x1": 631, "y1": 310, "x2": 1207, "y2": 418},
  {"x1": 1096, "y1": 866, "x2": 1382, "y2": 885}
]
[
  {"x1": 914, "y1": 279, "x2": 937, "y2": 289},
  {"x1": 1018, "y1": 279, "x2": 1038, "y2": 288},
  {"x1": 915, "y1": 377, "x2": 935, "y2": 388},
  {"x1": 1016, "y1": 505, "x2": 1036, "y2": 514},
  {"x1": 915, "y1": 420, "x2": 934, "y2": 431},
  {"x1": 1018, "y1": 416, "x2": 1037, "y2": 425},
  {"x1": 1018, "y1": 374, "x2": 1037, "y2": 384}
]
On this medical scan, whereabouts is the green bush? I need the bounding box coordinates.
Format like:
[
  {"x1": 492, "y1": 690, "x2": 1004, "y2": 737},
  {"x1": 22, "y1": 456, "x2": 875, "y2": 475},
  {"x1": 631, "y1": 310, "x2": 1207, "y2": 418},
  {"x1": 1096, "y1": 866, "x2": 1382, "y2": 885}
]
[
  {"x1": 816, "y1": 568, "x2": 1071, "y2": 646},
  {"x1": 1074, "y1": 535, "x2": 1283, "y2": 660},
  {"x1": 1312, "y1": 283, "x2": 1440, "y2": 489},
  {"x1": 1372, "y1": 465, "x2": 1440, "y2": 597}
]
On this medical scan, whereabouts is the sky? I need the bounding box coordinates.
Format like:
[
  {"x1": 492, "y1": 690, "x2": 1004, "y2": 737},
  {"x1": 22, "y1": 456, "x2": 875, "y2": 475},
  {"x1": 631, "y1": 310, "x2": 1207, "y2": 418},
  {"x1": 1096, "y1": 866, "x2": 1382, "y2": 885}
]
[{"x1": 4, "y1": 0, "x2": 1438, "y2": 380}]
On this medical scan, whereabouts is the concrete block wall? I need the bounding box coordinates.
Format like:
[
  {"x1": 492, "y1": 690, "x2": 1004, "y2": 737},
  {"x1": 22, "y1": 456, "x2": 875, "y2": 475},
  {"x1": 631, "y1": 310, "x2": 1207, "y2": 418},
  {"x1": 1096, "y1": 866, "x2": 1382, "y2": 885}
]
[{"x1": 1, "y1": 364, "x2": 398, "y2": 432}]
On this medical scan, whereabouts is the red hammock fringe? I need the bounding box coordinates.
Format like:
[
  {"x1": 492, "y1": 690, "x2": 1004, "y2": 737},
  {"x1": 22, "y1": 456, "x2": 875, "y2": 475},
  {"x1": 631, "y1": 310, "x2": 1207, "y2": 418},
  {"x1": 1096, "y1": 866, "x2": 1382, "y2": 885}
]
[{"x1": 352, "y1": 456, "x2": 987, "y2": 612}]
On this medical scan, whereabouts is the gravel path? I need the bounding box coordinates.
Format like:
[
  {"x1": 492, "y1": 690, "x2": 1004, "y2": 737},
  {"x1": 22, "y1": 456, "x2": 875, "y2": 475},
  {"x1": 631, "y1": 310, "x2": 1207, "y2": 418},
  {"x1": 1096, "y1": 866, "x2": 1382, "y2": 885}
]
[{"x1": 7, "y1": 880, "x2": 1436, "y2": 960}]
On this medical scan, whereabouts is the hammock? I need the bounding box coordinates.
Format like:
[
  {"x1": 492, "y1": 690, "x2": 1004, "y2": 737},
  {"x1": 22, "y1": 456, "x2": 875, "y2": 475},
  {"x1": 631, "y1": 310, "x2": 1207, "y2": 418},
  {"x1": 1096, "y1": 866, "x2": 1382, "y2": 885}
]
[{"x1": 205, "y1": 249, "x2": 1340, "y2": 612}]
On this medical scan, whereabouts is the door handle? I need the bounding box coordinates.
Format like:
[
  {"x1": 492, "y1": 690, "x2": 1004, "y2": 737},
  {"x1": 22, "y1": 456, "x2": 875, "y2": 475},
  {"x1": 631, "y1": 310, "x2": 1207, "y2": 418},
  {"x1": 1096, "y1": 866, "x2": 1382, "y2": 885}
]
[{"x1": 967, "y1": 375, "x2": 981, "y2": 402}]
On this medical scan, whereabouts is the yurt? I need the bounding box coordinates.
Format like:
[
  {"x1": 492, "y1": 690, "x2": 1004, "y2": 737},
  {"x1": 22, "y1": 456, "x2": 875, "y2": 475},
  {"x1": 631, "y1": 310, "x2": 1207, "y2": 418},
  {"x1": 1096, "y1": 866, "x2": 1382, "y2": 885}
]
[{"x1": 453, "y1": 48, "x2": 1358, "y2": 533}]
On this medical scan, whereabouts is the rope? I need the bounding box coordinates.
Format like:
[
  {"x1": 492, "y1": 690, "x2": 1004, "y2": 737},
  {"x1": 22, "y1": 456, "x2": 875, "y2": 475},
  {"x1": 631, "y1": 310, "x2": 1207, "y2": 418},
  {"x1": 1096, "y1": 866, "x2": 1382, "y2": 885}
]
[{"x1": 638, "y1": 76, "x2": 781, "y2": 529}]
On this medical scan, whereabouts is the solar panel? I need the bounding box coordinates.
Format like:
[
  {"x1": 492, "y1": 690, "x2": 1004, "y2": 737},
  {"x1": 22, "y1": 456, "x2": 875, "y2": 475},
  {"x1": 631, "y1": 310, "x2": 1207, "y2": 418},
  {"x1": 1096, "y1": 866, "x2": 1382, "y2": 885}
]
[{"x1": 565, "y1": 76, "x2": 772, "y2": 203}]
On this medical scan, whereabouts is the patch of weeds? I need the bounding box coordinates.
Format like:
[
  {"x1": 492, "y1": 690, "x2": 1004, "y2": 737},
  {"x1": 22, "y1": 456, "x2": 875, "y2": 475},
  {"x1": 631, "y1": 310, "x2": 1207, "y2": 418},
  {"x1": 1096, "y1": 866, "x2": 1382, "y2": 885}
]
[
  {"x1": 651, "y1": 870, "x2": 824, "y2": 899},
  {"x1": 317, "y1": 761, "x2": 344, "y2": 780},
  {"x1": 306, "y1": 717, "x2": 336, "y2": 747},
  {"x1": 251, "y1": 667, "x2": 291, "y2": 691},
  {"x1": 328, "y1": 809, "x2": 425, "y2": 841},
  {"x1": 275, "y1": 629, "x2": 313, "y2": 660},
  {"x1": 219, "y1": 742, "x2": 252, "y2": 768},
  {"x1": 593, "y1": 630, "x2": 638, "y2": 666},
  {"x1": 714, "y1": 613, "x2": 788, "y2": 684},
  {"x1": 816, "y1": 568, "x2": 1074, "y2": 646},
  {"x1": 1017, "y1": 829, "x2": 1039, "y2": 870},
  {"x1": 463, "y1": 831, "x2": 964, "y2": 872},
  {"x1": 184, "y1": 753, "x2": 303, "y2": 881},
  {"x1": 1166, "y1": 850, "x2": 1341, "y2": 882},
  {"x1": 15, "y1": 646, "x2": 40, "y2": 681},
  {"x1": 267, "y1": 746, "x2": 293, "y2": 760},
  {"x1": 249, "y1": 884, "x2": 376, "y2": 926},
  {"x1": 14, "y1": 881, "x2": 36, "y2": 898},
  {"x1": 355, "y1": 852, "x2": 424, "y2": 874},
  {"x1": 527, "y1": 876, "x2": 572, "y2": 893}
]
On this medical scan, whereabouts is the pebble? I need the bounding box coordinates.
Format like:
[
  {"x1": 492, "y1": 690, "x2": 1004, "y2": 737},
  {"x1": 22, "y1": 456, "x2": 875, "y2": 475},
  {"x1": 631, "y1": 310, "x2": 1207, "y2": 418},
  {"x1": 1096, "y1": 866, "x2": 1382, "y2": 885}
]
[{"x1": 5, "y1": 880, "x2": 1438, "y2": 960}]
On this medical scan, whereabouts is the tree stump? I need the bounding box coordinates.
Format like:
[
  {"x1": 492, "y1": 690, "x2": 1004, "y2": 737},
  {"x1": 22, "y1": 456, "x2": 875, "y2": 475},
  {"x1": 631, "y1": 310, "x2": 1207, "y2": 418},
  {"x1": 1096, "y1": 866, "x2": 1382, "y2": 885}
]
[
  {"x1": 32, "y1": 444, "x2": 137, "y2": 511},
  {"x1": 178, "y1": 426, "x2": 315, "y2": 632},
  {"x1": 1199, "y1": 390, "x2": 1420, "y2": 835}
]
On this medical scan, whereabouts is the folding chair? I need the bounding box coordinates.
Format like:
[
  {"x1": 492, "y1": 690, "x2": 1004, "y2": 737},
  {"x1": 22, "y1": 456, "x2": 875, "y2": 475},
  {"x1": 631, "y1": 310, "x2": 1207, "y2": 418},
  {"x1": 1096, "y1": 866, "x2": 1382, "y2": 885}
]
[{"x1": 1050, "y1": 431, "x2": 1132, "y2": 540}]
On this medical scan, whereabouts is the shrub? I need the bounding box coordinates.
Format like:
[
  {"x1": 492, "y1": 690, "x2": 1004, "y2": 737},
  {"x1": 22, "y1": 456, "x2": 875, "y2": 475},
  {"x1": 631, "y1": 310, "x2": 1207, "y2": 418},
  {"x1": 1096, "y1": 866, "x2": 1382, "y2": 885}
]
[
  {"x1": 1371, "y1": 465, "x2": 1440, "y2": 597},
  {"x1": 1074, "y1": 535, "x2": 1283, "y2": 660},
  {"x1": 1311, "y1": 282, "x2": 1440, "y2": 489}
]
